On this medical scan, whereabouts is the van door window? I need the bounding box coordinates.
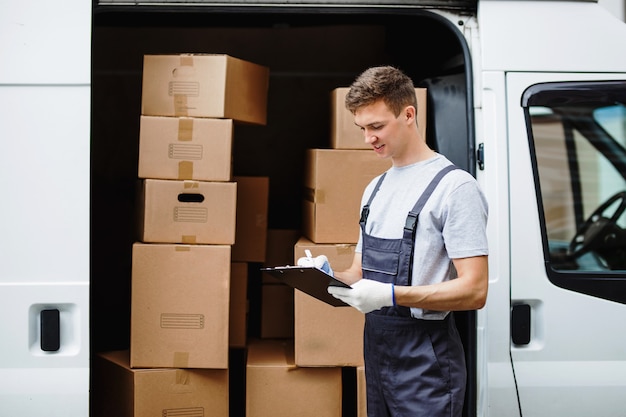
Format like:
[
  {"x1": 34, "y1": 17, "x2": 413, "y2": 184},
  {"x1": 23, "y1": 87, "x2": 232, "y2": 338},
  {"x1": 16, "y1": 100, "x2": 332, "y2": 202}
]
[{"x1": 522, "y1": 81, "x2": 626, "y2": 304}]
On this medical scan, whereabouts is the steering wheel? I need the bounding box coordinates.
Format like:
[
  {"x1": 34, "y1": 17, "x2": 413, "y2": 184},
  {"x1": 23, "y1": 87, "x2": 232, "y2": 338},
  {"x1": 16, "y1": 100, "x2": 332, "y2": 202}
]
[{"x1": 568, "y1": 191, "x2": 626, "y2": 259}]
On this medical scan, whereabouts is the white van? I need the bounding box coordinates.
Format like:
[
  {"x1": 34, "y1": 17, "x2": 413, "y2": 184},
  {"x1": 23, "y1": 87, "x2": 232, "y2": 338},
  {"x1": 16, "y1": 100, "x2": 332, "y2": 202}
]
[{"x1": 2, "y1": 0, "x2": 625, "y2": 416}]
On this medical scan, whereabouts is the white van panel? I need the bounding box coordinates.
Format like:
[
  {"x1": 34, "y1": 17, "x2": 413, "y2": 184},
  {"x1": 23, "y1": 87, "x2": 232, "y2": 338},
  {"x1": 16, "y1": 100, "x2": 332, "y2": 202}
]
[
  {"x1": 0, "y1": 0, "x2": 91, "y2": 84},
  {"x1": 477, "y1": 71, "x2": 520, "y2": 417},
  {"x1": 0, "y1": 368, "x2": 88, "y2": 416},
  {"x1": 479, "y1": 1, "x2": 626, "y2": 73},
  {"x1": 0, "y1": 86, "x2": 90, "y2": 284},
  {"x1": 507, "y1": 71, "x2": 626, "y2": 416},
  {"x1": 0, "y1": 84, "x2": 90, "y2": 413}
]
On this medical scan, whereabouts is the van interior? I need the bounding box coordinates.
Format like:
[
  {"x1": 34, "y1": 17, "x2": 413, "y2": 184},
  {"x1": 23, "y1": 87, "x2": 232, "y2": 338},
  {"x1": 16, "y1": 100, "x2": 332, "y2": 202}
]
[{"x1": 91, "y1": 5, "x2": 476, "y2": 416}]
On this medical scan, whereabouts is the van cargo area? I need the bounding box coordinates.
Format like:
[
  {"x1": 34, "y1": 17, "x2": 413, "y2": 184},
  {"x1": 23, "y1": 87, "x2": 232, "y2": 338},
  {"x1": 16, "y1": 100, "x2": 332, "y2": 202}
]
[{"x1": 91, "y1": 6, "x2": 475, "y2": 416}]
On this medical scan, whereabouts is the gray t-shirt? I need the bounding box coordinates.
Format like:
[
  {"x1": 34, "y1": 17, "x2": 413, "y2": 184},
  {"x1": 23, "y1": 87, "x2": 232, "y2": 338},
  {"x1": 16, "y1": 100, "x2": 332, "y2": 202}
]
[{"x1": 356, "y1": 154, "x2": 489, "y2": 319}]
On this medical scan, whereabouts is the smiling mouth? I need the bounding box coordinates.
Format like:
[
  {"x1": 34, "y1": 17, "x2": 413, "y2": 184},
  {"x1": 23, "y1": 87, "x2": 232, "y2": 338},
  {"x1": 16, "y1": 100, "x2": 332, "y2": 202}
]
[{"x1": 374, "y1": 144, "x2": 384, "y2": 150}]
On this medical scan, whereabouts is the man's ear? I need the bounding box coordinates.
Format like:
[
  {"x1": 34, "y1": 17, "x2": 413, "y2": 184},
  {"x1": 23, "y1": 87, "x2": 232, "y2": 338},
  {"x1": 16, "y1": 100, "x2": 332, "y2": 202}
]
[{"x1": 404, "y1": 106, "x2": 417, "y2": 123}]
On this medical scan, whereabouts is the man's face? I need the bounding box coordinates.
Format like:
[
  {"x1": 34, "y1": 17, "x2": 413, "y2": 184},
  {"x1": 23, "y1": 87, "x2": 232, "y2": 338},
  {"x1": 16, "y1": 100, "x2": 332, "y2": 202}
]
[{"x1": 353, "y1": 99, "x2": 409, "y2": 160}]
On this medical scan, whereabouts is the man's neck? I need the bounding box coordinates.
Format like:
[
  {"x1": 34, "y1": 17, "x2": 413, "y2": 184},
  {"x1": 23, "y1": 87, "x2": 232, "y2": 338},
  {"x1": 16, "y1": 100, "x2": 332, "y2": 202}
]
[{"x1": 392, "y1": 141, "x2": 436, "y2": 167}]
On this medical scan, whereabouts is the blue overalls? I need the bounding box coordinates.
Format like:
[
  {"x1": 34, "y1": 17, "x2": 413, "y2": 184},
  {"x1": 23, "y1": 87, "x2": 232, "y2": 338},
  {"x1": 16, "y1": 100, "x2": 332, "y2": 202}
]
[{"x1": 360, "y1": 165, "x2": 466, "y2": 417}]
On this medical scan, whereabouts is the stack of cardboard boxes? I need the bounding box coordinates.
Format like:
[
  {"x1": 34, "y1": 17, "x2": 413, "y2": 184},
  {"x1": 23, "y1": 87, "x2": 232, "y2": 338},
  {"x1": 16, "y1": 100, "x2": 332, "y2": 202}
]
[
  {"x1": 94, "y1": 54, "x2": 270, "y2": 417},
  {"x1": 93, "y1": 55, "x2": 427, "y2": 417}
]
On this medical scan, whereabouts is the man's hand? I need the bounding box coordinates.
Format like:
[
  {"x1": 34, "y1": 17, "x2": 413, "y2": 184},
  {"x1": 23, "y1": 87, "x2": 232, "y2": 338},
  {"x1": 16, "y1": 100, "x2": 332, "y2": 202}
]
[
  {"x1": 328, "y1": 279, "x2": 393, "y2": 313},
  {"x1": 296, "y1": 253, "x2": 333, "y2": 276}
]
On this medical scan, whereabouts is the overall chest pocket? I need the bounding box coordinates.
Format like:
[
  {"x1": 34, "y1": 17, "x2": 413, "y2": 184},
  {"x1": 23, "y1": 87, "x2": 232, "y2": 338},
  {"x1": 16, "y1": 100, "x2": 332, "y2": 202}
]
[{"x1": 361, "y1": 237, "x2": 401, "y2": 278}]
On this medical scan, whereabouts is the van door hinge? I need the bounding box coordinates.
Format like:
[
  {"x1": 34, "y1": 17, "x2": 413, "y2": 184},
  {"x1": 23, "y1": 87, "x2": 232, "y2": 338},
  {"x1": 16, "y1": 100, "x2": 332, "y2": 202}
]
[{"x1": 477, "y1": 143, "x2": 485, "y2": 170}]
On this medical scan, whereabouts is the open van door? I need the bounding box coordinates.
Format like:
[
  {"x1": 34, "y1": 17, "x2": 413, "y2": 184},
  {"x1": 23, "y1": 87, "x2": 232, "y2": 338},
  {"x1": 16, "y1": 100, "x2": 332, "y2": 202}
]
[
  {"x1": 0, "y1": 1, "x2": 91, "y2": 415},
  {"x1": 507, "y1": 74, "x2": 626, "y2": 416}
]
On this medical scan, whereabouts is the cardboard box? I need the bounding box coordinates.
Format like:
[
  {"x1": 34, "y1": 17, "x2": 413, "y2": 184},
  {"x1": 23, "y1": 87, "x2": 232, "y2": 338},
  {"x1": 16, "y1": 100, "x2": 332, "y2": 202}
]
[
  {"x1": 260, "y1": 284, "x2": 294, "y2": 339},
  {"x1": 93, "y1": 350, "x2": 229, "y2": 417},
  {"x1": 246, "y1": 339, "x2": 342, "y2": 417},
  {"x1": 303, "y1": 149, "x2": 391, "y2": 243},
  {"x1": 138, "y1": 116, "x2": 233, "y2": 181},
  {"x1": 231, "y1": 176, "x2": 269, "y2": 262},
  {"x1": 330, "y1": 87, "x2": 427, "y2": 149},
  {"x1": 230, "y1": 262, "x2": 248, "y2": 348},
  {"x1": 357, "y1": 366, "x2": 367, "y2": 417},
  {"x1": 262, "y1": 229, "x2": 301, "y2": 283},
  {"x1": 293, "y1": 237, "x2": 364, "y2": 366},
  {"x1": 141, "y1": 54, "x2": 269, "y2": 125},
  {"x1": 138, "y1": 179, "x2": 237, "y2": 245},
  {"x1": 130, "y1": 243, "x2": 231, "y2": 369}
]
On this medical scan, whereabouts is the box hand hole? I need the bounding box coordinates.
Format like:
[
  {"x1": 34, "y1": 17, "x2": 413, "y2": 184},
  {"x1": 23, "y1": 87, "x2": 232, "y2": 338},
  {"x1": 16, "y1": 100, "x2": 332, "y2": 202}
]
[{"x1": 178, "y1": 193, "x2": 205, "y2": 203}]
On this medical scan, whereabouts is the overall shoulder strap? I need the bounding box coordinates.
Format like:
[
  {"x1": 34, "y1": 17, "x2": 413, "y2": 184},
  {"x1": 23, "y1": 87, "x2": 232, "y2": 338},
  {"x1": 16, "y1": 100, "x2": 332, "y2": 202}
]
[
  {"x1": 404, "y1": 164, "x2": 459, "y2": 233},
  {"x1": 360, "y1": 172, "x2": 387, "y2": 225}
]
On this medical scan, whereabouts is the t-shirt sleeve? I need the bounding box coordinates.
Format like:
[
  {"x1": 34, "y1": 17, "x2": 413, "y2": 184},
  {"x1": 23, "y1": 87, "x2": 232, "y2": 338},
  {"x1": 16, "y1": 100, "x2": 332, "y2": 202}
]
[{"x1": 442, "y1": 180, "x2": 489, "y2": 259}]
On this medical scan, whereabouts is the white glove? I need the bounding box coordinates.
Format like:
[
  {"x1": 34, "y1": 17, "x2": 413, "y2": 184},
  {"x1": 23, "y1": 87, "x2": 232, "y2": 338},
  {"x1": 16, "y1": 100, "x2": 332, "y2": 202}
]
[
  {"x1": 327, "y1": 279, "x2": 393, "y2": 314},
  {"x1": 296, "y1": 252, "x2": 334, "y2": 276}
]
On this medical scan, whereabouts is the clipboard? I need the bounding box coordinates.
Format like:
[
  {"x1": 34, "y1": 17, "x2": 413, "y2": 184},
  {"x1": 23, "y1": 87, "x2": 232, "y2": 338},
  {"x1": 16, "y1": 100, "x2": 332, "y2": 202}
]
[{"x1": 260, "y1": 266, "x2": 351, "y2": 307}]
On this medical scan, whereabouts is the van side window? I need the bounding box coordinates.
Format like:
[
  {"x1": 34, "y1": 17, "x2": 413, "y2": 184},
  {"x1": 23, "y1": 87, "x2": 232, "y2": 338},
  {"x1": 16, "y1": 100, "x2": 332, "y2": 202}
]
[{"x1": 523, "y1": 81, "x2": 626, "y2": 303}]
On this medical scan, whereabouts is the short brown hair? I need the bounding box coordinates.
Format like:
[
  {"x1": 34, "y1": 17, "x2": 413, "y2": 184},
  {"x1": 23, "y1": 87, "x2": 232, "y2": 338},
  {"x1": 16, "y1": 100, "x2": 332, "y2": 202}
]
[{"x1": 345, "y1": 66, "x2": 417, "y2": 117}]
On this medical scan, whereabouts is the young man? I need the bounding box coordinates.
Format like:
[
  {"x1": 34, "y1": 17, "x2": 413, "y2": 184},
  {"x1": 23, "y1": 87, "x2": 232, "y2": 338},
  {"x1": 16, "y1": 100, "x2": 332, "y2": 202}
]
[{"x1": 328, "y1": 66, "x2": 489, "y2": 416}]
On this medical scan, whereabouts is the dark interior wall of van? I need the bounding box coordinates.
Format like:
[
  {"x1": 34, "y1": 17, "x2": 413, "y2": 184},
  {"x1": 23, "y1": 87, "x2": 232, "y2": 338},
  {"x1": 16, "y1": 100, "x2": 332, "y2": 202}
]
[{"x1": 90, "y1": 8, "x2": 471, "y2": 416}]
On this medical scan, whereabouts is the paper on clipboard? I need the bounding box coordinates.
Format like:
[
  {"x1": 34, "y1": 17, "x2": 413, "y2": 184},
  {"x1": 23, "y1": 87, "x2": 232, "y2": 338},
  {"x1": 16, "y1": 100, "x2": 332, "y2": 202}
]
[{"x1": 260, "y1": 265, "x2": 351, "y2": 307}]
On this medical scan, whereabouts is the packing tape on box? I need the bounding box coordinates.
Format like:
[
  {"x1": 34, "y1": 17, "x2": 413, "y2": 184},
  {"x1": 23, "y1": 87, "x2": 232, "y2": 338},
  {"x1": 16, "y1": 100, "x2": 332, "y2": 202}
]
[
  {"x1": 175, "y1": 369, "x2": 190, "y2": 385},
  {"x1": 304, "y1": 187, "x2": 325, "y2": 204},
  {"x1": 183, "y1": 180, "x2": 200, "y2": 189},
  {"x1": 180, "y1": 55, "x2": 194, "y2": 67},
  {"x1": 178, "y1": 161, "x2": 193, "y2": 179},
  {"x1": 182, "y1": 235, "x2": 197, "y2": 244},
  {"x1": 178, "y1": 118, "x2": 193, "y2": 141},
  {"x1": 173, "y1": 351, "x2": 190, "y2": 368},
  {"x1": 173, "y1": 370, "x2": 194, "y2": 393},
  {"x1": 175, "y1": 245, "x2": 191, "y2": 252},
  {"x1": 174, "y1": 120, "x2": 196, "y2": 179},
  {"x1": 172, "y1": 56, "x2": 194, "y2": 116}
]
